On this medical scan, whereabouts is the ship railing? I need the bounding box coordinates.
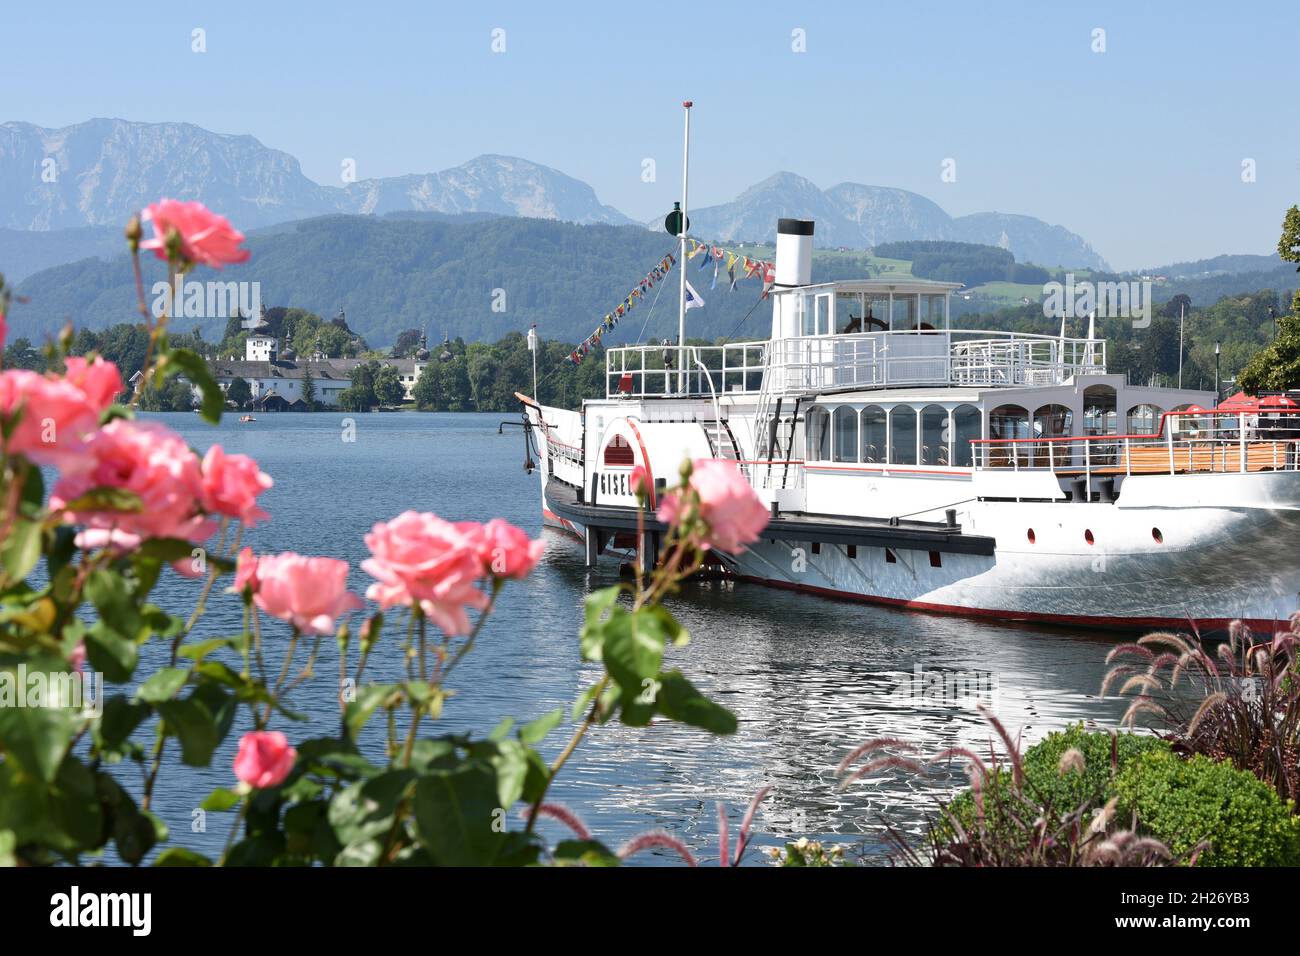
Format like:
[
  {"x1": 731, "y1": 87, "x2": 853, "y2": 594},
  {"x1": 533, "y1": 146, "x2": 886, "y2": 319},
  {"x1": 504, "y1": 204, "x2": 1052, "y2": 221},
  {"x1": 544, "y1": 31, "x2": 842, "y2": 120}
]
[
  {"x1": 971, "y1": 409, "x2": 1300, "y2": 480},
  {"x1": 606, "y1": 342, "x2": 767, "y2": 398},
  {"x1": 742, "y1": 459, "x2": 805, "y2": 491},
  {"x1": 604, "y1": 330, "x2": 1103, "y2": 399}
]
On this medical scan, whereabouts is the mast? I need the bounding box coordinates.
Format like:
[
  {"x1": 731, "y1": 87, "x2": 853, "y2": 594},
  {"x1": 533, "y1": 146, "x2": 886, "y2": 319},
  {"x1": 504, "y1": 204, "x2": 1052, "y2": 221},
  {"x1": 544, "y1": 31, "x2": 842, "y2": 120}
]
[{"x1": 677, "y1": 100, "x2": 692, "y2": 393}]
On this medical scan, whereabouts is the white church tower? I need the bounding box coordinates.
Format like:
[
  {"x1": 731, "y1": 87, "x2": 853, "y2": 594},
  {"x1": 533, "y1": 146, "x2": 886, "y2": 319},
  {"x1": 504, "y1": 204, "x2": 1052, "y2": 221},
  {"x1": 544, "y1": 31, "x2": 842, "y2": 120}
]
[{"x1": 244, "y1": 304, "x2": 277, "y2": 362}]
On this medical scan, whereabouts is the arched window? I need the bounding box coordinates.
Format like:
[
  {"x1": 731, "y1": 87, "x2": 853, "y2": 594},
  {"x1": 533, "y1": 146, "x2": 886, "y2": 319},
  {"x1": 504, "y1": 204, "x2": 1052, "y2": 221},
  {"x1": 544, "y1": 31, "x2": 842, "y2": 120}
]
[
  {"x1": 861, "y1": 405, "x2": 887, "y2": 463},
  {"x1": 603, "y1": 435, "x2": 635, "y2": 466},
  {"x1": 1083, "y1": 385, "x2": 1118, "y2": 436},
  {"x1": 806, "y1": 407, "x2": 830, "y2": 461},
  {"x1": 920, "y1": 404, "x2": 949, "y2": 465},
  {"x1": 1033, "y1": 403, "x2": 1073, "y2": 467},
  {"x1": 833, "y1": 406, "x2": 858, "y2": 463},
  {"x1": 1126, "y1": 403, "x2": 1162, "y2": 435},
  {"x1": 951, "y1": 404, "x2": 981, "y2": 467},
  {"x1": 988, "y1": 404, "x2": 1030, "y2": 467},
  {"x1": 989, "y1": 404, "x2": 1031, "y2": 440},
  {"x1": 889, "y1": 406, "x2": 917, "y2": 465}
]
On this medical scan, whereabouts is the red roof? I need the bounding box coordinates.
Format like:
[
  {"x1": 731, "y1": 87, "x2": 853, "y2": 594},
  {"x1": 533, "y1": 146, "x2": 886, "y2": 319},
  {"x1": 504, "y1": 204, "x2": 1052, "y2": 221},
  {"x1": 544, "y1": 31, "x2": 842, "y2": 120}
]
[{"x1": 1260, "y1": 394, "x2": 1299, "y2": 410}]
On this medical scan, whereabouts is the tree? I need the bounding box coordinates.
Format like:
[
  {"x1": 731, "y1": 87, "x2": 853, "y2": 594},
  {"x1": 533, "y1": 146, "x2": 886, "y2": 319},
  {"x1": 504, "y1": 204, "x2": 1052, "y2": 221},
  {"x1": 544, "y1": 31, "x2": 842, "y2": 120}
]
[
  {"x1": 1279, "y1": 205, "x2": 1300, "y2": 317},
  {"x1": 374, "y1": 365, "x2": 405, "y2": 406},
  {"x1": 391, "y1": 329, "x2": 423, "y2": 358},
  {"x1": 3, "y1": 337, "x2": 45, "y2": 371},
  {"x1": 1238, "y1": 316, "x2": 1300, "y2": 394},
  {"x1": 226, "y1": 377, "x2": 252, "y2": 408},
  {"x1": 301, "y1": 367, "x2": 316, "y2": 408}
]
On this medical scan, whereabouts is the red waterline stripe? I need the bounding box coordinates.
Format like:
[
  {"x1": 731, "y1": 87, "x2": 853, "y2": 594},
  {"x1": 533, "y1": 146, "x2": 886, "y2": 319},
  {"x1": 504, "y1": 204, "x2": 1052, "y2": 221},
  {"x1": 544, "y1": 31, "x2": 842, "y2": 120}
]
[{"x1": 731, "y1": 573, "x2": 1290, "y2": 633}]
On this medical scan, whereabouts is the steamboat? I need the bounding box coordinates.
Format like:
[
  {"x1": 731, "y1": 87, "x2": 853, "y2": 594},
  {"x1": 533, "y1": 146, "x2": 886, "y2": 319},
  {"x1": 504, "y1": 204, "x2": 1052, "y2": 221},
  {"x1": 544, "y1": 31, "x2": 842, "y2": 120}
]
[{"x1": 517, "y1": 113, "x2": 1300, "y2": 633}]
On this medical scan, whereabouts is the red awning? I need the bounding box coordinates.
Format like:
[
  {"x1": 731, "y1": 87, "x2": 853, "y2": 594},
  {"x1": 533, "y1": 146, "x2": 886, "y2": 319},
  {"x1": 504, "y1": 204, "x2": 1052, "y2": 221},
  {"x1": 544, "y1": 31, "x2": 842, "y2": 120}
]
[{"x1": 1259, "y1": 394, "x2": 1299, "y2": 410}]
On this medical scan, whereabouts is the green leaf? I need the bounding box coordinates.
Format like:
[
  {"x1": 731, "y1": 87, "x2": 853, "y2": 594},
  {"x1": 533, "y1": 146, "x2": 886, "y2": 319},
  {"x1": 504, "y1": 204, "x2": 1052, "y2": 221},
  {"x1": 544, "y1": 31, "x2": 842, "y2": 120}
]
[
  {"x1": 136, "y1": 667, "x2": 188, "y2": 703},
  {"x1": 156, "y1": 695, "x2": 222, "y2": 766},
  {"x1": 138, "y1": 538, "x2": 203, "y2": 562},
  {"x1": 166, "y1": 347, "x2": 224, "y2": 424},
  {"x1": 85, "y1": 621, "x2": 138, "y2": 684},
  {"x1": 93, "y1": 695, "x2": 151, "y2": 759},
  {"x1": 600, "y1": 607, "x2": 665, "y2": 692},
  {"x1": 0, "y1": 518, "x2": 43, "y2": 581},
  {"x1": 413, "y1": 760, "x2": 511, "y2": 866},
  {"x1": 654, "y1": 670, "x2": 738, "y2": 735},
  {"x1": 487, "y1": 717, "x2": 514, "y2": 742},
  {"x1": 47, "y1": 757, "x2": 103, "y2": 852},
  {"x1": 60, "y1": 486, "x2": 143, "y2": 514},
  {"x1": 178, "y1": 637, "x2": 237, "y2": 662},
  {"x1": 154, "y1": 847, "x2": 212, "y2": 867},
  {"x1": 518, "y1": 707, "x2": 563, "y2": 745},
  {"x1": 0, "y1": 678, "x2": 75, "y2": 782},
  {"x1": 343, "y1": 683, "x2": 399, "y2": 741},
  {"x1": 328, "y1": 770, "x2": 415, "y2": 848},
  {"x1": 200, "y1": 787, "x2": 242, "y2": 812},
  {"x1": 579, "y1": 586, "x2": 623, "y2": 662},
  {"x1": 553, "y1": 839, "x2": 620, "y2": 867}
]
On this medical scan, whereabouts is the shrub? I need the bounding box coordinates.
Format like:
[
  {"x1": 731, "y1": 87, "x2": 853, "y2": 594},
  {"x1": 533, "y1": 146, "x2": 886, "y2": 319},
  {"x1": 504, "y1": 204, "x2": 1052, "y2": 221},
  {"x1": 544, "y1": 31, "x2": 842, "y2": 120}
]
[
  {"x1": 1113, "y1": 749, "x2": 1300, "y2": 867},
  {"x1": 944, "y1": 726, "x2": 1167, "y2": 839}
]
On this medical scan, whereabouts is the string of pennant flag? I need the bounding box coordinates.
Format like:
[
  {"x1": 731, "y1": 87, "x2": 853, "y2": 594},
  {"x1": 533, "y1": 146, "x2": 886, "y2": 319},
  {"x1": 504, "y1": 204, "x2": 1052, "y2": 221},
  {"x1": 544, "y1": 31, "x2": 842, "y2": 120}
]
[{"x1": 564, "y1": 240, "x2": 776, "y2": 366}]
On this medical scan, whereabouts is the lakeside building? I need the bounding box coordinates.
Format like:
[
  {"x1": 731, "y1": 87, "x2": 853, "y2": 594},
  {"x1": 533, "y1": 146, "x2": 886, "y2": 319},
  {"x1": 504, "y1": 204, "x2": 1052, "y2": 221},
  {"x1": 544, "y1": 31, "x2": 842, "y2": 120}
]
[{"x1": 207, "y1": 318, "x2": 431, "y2": 409}]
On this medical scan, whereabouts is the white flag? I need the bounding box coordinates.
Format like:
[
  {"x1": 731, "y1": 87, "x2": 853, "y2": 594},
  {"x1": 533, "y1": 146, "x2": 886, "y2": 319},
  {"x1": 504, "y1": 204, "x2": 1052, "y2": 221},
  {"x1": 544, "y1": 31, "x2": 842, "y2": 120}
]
[{"x1": 684, "y1": 279, "x2": 705, "y2": 310}]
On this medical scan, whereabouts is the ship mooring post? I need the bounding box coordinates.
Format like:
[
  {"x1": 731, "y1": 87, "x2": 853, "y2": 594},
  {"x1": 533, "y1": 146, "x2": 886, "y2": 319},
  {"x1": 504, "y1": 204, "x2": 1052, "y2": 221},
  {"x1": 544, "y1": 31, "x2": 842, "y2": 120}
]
[{"x1": 584, "y1": 527, "x2": 601, "y2": 568}]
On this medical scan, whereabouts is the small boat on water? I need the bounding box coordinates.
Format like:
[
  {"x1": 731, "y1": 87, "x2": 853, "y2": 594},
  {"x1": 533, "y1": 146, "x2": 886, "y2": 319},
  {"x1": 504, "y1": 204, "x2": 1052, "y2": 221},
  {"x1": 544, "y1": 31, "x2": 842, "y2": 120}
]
[{"x1": 239, "y1": 414, "x2": 257, "y2": 423}]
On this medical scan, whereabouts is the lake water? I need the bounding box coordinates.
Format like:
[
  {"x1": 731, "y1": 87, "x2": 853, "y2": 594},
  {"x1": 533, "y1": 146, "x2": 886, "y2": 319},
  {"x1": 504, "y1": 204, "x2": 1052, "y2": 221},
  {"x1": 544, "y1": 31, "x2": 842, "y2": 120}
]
[{"x1": 137, "y1": 411, "x2": 1128, "y2": 865}]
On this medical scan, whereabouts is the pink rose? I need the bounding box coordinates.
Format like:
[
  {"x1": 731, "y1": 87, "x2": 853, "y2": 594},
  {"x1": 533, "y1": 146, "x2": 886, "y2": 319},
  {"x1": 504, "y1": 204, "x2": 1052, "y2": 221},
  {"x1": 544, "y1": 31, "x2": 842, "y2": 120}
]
[
  {"x1": 50, "y1": 419, "x2": 214, "y2": 550},
  {"x1": 254, "y1": 552, "x2": 361, "y2": 635},
  {"x1": 462, "y1": 518, "x2": 544, "y2": 580},
  {"x1": 0, "y1": 357, "x2": 123, "y2": 467},
  {"x1": 657, "y1": 459, "x2": 769, "y2": 554},
  {"x1": 200, "y1": 445, "x2": 272, "y2": 526},
  {"x1": 362, "y1": 511, "x2": 487, "y2": 636},
  {"x1": 233, "y1": 731, "x2": 296, "y2": 789},
  {"x1": 62, "y1": 356, "x2": 125, "y2": 412},
  {"x1": 629, "y1": 464, "x2": 651, "y2": 499},
  {"x1": 233, "y1": 546, "x2": 260, "y2": 594},
  {"x1": 139, "y1": 199, "x2": 251, "y2": 269}
]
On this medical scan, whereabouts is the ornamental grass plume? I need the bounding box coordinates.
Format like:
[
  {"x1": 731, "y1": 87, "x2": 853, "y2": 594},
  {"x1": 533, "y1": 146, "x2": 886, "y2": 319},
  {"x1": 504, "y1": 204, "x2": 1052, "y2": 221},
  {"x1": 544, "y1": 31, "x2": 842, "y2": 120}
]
[{"x1": 1102, "y1": 619, "x2": 1300, "y2": 804}]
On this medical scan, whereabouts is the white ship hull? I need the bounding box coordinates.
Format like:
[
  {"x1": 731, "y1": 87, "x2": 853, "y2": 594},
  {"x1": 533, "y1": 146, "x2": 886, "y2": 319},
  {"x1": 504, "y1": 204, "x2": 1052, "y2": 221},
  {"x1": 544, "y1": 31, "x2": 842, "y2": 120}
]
[{"x1": 535, "y1": 461, "x2": 1300, "y2": 632}]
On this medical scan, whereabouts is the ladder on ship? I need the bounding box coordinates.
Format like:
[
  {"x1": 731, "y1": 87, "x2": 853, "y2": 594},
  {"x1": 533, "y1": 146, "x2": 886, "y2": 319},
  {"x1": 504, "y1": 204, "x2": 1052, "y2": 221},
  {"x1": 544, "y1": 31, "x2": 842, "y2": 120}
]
[{"x1": 702, "y1": 418, "x2": 743, "y2": 462}]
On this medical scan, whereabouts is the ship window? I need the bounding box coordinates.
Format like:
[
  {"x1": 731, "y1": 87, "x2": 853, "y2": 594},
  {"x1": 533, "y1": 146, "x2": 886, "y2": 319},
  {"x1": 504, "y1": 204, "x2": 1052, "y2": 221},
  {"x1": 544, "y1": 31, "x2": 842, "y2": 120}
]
[
  {"x1": 811, "y1": 542, "x2": 821, "y2": 555},
  {"x1": 833, "y1": 407, "x2": 858, "y2": 462},
  {"x1": 847, "y1": 545, "x2": 857, "y2": 559},
  {"x1": 1127, "y1": 404, "x2": 1162, "y2": 435},
  {"x1": 1083, "y1": 385, "x2": 1118, "y2": 436},
  {"x1": 1152, "y1": 527, "x2": 1163, "y2": 544},
  {"x1": 951, "y1": 404, "x2": 981, "y2": 467},
  {"x1": 929, "y1": 551, "x2": 942, "y2": 568},
  {"x1": 920, "y1": 404, "x2": 948, "y2": 465},
  {"x1": 1032, "y1": 404, "x2": 1074, "y2": 467},
  {"x1": 603, "y1": 435, "x2": 635, "y2": 466},
  {"x1": 861, "y1": 405, "x2": 887, "y2": 463},
  {"x1": 1084, "y1": 529, "x2": 1095, "y2": 545},
  {"x1": 885, "y1": 548, "x2": 897, "y2": 563},
  {"x1": 1027, "y1": 528, "x2": 1036, "y2": 544},
  {"x1": 889, "y1": 406, "x2": 918, "y2": 465},
  {"x1": 806, "y1": 407, "x2": 830, "y2": 461}
]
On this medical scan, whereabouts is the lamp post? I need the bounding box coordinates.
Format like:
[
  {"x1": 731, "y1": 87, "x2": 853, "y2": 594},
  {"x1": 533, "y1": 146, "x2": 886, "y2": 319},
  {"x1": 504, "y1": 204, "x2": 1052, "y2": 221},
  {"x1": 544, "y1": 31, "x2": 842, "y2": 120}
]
[{"x1": 1214, "y1": 341, "x2": 1221, "y2": 407}]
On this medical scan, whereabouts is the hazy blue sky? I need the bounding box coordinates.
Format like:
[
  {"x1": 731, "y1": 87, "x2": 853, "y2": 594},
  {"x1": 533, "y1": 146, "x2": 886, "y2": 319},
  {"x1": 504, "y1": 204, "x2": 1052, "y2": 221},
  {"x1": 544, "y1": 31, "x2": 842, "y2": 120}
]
[{"x1": 3, "y1": 1, "x2": 1296, "y2": 269}]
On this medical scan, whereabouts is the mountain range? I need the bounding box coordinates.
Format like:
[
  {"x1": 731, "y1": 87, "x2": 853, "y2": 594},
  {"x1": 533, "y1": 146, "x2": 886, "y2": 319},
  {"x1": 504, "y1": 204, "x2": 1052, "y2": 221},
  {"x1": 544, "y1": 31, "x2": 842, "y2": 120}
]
[
  {"x1": 0, "y1": 118, "x2": 1108, "y2": 281},
  {"x1": 675, "y1": 173, "x2": 1108, "y2": 270}
]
